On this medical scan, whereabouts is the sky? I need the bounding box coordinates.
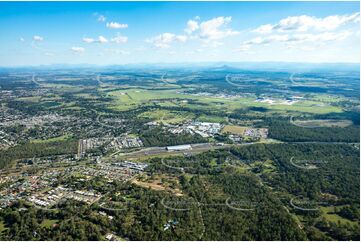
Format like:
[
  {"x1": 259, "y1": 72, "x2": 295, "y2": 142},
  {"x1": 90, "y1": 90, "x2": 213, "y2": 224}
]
[{"x1": 0, "y1": 1, "x2": 359, "y2": 66}]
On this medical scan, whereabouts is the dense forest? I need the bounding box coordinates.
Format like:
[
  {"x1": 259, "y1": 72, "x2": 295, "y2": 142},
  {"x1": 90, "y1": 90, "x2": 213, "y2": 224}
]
[
  {"x1": 140, "y1": 126, "x2": 207, "y2": 147},
  {"x1": 0, "y1": 140, "x2": 77, "y2": 169},
  {"x1": 266, "y1": 120, "x2": 360, "y2": 142}
]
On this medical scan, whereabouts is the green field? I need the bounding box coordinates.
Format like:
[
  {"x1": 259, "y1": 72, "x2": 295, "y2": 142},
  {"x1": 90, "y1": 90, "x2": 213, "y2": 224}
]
[
  {"x1": 30, "y1": 135, "x2": 71, "y2": 144},
  {"x1": 221, "y1": 125, "x2": 247, "y2": 135},
  {"x1": 106, "y1": 88, "x2": 343, "y2": 115},
  {"x1": 0, "y1": 220, "x2": 6, "y2": 233},
  {"x1": 40, "y1": 219, "x2": 59, "y2": 229},
  {"x1": 138, "y1": 109, "x2": 194, "y2": 124},
  {"x1": 320, "y1": 206, "x2": 358, "y2": 226}
]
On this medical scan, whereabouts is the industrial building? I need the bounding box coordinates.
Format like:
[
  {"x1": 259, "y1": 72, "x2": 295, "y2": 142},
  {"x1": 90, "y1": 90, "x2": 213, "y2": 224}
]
[{"x1": 166, "y1": 144, "x2": 192, "y2": 151}]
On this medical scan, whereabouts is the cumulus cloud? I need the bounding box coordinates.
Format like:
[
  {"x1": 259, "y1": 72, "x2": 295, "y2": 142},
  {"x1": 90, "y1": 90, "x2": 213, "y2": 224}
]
[
  {"x1": 97, "y1": 15, "x2": 106, "y2": 22},
  {"x1": 106, "y1": 22, "x2": 128, "y2": 29},
  {"x1": 199, "y1": 16, "x2": 239, "y2": 40},
  {"x1": 83, "y1": 37, "x2": 96, "y2": 43},
  {"x1": 71, "y1": 47, "x2": 85, "y2": 54},
  {"x1": 98, "y1": 35, "x2": 108, "y2": 44},
  {"x1": 254, "y1": 12, "x2": 360, "y2": 34},
  {"x1": 111, "y1": 34, "x2": 128, "y2": 44},
  {"x1": 185, "y1": 20, "x2": 199, "y2": 34},
  {"x1": 19, "y1": 37, "x2": 25, "y2": 42},
  {"x1": 33, "y1": 35, "x2": 44, "y2": 42},
  {"x1": 146, "y1": 16, "x2": 238, "y2": 49},
  {"x1": 238, "y1": 31, "x2": 352, "y2": 51},
  {"x1": 146, "y1": 33, "x2": 188, "y2": 48},
  {"x1": 253, "y1": 24, "x2": 274, "y2": 34},
  {"x1": 82, "y1": 36, "x2": 109, "y2": 44}
]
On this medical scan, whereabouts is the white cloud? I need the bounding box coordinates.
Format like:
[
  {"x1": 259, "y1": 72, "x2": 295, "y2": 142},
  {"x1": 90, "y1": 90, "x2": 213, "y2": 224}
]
[
  {"x1": 175, "y1": 35, "x2": 187, "y2": 42},
  {"x1": 199, "y1": 16, "x2": 239, "y2": 40},
  {"x1": 253, "y1": 24, "x2": 274, "y2": 34},
  {"x1": 239, "y1": 31, "x2": 352, "y2": 51},
  {"x1": 83, "y1": 36, "x2": 109, "y2": 44},
  {"x1": 111, "y1": 34, "x2": 128, "y2": 44},
  {"x1": 146, "y1": 33, "x2": 187, "y2": 48},
  {"x1": 254, "y1": 12, "x2": 360, "y2": 34},
  {"x1": 185, "y1": 20, "x2": 199, "y2": 34},
  {"x1": 33, "y1": 35, "x2": 44, "y2": 42},
  {"x1": 97, "y1": 15, "x2": 106, "y2": 22},
  {"x1": 106, "y1": 22, "x2": 128, "y2": 29},
  {"x1": 289, "y1": 31, "x2": 352, "y2": 42},
  {"x1": 19, "y1": 37, "x2": 25, "y2": 42},
  {"x1": 98, "y1": 36, "x2": 108, "y2": 44},
  {"x1": 146, "y1": 16, "x2": 238, "y2": 49},
  {"x1": 83, "y1": 37, "x2": 96, "y2": 43},
  {"x1": 243, "y1": 35, "x2": 289, "y2": 45},
  {"x1": 71, "y1": 47, "x2": 85, "y2": 54}
]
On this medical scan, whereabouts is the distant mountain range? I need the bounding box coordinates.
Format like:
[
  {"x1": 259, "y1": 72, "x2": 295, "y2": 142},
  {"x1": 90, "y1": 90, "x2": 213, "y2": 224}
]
[{"x1": 0, "y1": 62, "x2": 359, "y2": 72}]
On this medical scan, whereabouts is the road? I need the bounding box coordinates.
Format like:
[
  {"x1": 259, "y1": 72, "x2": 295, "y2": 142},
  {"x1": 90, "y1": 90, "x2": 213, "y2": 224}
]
[
  {"x1": 225, "y1": 74, "x2": 244, "y2": 87},
  {"x1": 289, "y1": 73, "x2": 297, "y2": 85},
  {"x1": 32, "y1": 74, "x2": 41, "y2": 86},
  {"x1": 97, "y1": 74, "x2": 104, "y2": 85}
]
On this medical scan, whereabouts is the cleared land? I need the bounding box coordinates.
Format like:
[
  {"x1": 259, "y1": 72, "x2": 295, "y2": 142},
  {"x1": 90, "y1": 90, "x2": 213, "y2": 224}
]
[
  {"x1": 292, "y1": 119, "x2": 353, "y2": 128},
  {"x1": 138, "y1": 109, "x2": 194, "y2": 124},
  {"x1": 132, "y1": 174, "x2": 183, "y2": 196},
  {"x1": 320, "y1": 206, "x2": 358, "y2": 226},
  {"x1": 221, "y1": 125, "x2": 247, "y2": 135}
]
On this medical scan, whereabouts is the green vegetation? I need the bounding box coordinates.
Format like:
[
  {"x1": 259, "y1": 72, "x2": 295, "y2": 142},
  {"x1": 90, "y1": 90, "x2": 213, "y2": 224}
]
[
  {"x1": 0, "y1": 140, "x2": 77, "y2": 168},
  {"x1": 140, "y1": 126, "x2": 206, "y2": 147},
  {"x1": 0, "y1": 68, "x2": 359, "y2": 241},
  {"x1": 138, "y1": 109, "x2": 194, "y2": 124},
  {"x1": 40, "y1": 219, "x2": 59, "y2": 229},
  {"x1": 267, "y1": 119, "x2": 360, "y2": 142},
  {"x1": 30, "y1": 135, "x2": 71, "y2": 144},
  {"x1": 221, "y1": 125, "x2": 247, "y2": 135}
]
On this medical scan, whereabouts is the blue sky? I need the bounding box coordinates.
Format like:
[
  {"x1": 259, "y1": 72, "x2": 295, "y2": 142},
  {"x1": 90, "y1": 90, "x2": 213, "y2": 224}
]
[{"x1": 0, "y1": 1, "x2": 359, "y2": 66}]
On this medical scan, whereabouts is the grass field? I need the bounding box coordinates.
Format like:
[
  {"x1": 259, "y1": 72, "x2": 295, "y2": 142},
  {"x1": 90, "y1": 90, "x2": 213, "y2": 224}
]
[
  {"x1": 106, "y1": 88, "x2": 343, "y2": 114},
  {"x1": 221, "y1": 125, "x2": 247, "y2": 135},
  {"x1": 30, "y1": 135, "x2": 71, "y2": 144},
  {"x1": 0, "y1": 220, "x2": 6, "y2": 233},
  {"x1": 320, "y1": 206, "x2": 358, "y2": 226},
  {"x1": 137, "y1": 109, "x2": 194, "y2": 124},
  {"x1": 196, "y1": 114, "x2": 226, "y2": 123},
  {"x1": 40, "y1": 219, "x2": 59, "y2": 229},
  {"x1": 132, "y1": 174, "x2": 183, "y2": 196},
  {"x1": 17, "y1": 96, "x2": 41, "y2": 102}
]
